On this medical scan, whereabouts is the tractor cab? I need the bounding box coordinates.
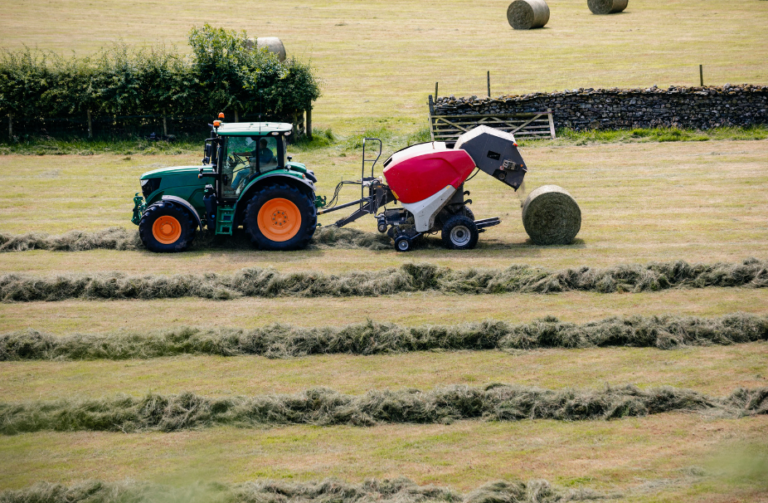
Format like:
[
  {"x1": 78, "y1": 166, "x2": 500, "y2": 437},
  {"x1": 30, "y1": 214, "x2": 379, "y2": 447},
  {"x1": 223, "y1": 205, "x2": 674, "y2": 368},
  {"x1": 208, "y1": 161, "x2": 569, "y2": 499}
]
[
  {"x1": 131, "y1": 116, "x2": 318, "y2": 253},
  {"x1": 208, "y1": 123, "x2": 290, "y2": 201}
]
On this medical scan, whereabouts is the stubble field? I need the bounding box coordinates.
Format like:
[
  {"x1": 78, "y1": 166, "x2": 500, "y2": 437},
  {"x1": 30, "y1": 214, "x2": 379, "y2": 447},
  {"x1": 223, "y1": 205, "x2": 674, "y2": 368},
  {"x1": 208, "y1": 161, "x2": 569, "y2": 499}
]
[{"x1": 1, "y1": 0, "x2": 767, "y2": 501}]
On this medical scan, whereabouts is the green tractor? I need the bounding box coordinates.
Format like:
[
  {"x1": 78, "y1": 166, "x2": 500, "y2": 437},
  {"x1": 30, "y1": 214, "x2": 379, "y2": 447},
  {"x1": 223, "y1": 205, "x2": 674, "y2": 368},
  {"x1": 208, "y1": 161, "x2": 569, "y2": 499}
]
[{"x1": 131, "y1": 118, "x2": 318, "y2": 252}]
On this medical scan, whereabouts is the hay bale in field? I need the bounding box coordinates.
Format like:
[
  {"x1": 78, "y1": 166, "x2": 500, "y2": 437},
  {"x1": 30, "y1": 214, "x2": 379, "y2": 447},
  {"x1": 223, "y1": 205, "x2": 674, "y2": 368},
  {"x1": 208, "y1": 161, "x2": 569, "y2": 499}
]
[
  {"x1": 588, "y1": 0, "x2": 628, "y2": 15},
  {"x1": 507, "y1": 0, "x2": 550, "y2": 30},
  {"x1": 245, "y1": 37, "x2": 287, "y2": 62},
  {"x1": 522, "y1": 185, "x2": 581, "y2": 245}
]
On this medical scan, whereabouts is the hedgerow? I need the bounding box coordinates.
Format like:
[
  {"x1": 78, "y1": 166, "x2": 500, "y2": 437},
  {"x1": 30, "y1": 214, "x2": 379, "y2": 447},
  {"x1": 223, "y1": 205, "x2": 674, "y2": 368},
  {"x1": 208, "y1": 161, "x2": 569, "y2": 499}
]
[{"x1": 0, "y1": 25, "x2": 320, "y2": 139}]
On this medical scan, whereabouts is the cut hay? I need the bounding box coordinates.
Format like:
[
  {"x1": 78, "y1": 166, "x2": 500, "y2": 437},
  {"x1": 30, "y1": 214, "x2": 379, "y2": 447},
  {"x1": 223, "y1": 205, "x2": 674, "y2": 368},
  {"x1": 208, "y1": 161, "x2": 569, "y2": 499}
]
[
  {"x1": 0, "y1": 227, "x2": 140, "y2": 252},
  {"x1": 0, "y1": 226, "x2": 392, "y2": 253},
  {"x1": 310, "y1": 225, "x2": 392, "y2": 250},
  {"x1": 507, "y1": 0, "x2": 550, "y2": 30},
  {"x1": 1, "y1": 258, "x2": 766, "y2": 302},
  {"x1": 2, "y1": 313, "x2": 765, "y2": 361},
  {"x1": 522, "y1": 185, "x2": 581, "y2": 245},
  {"x1": 0, "y1": 478, "x2": 609, "y2": 503},
  {"x1": 587, "y1": 0, "x2": 628, "y2": 15},
  {"x1": 1, "y1": 385, "x2": 765, "y2": 434}
]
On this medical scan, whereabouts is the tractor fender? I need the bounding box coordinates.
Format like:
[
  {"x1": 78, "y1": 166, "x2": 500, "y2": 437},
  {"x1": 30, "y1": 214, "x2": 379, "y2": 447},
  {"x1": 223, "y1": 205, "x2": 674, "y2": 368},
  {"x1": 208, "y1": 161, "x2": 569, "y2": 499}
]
[
  {"x1": 161, "y1": 195, "x2": 203, "y2": 231},
  {"x1": 235, "y1": 172, "x2": 316, "y2": 218}
]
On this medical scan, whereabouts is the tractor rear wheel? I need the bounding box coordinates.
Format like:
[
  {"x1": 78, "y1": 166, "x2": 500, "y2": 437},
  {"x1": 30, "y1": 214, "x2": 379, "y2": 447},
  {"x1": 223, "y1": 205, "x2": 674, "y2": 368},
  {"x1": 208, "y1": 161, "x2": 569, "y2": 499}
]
[
  {"x1": 244, "y1": 183, "x2": 317, "y2": 250},
  {"x1": 139, "y1": 201, "x2": 196, "y2": 252},
  {"x1": 441, "y1": 214, "x2": 479, "y2": 250}
]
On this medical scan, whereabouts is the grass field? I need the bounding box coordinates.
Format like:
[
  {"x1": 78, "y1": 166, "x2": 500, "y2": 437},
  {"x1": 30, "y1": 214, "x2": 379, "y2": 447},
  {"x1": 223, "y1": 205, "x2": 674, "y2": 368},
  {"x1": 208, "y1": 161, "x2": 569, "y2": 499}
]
[
  {"x1": 1, "y1": 0, "x2": 767, "y2": 132},
  {"x1": 1, "y1": 0, "x2": 767, "y2": 501}
]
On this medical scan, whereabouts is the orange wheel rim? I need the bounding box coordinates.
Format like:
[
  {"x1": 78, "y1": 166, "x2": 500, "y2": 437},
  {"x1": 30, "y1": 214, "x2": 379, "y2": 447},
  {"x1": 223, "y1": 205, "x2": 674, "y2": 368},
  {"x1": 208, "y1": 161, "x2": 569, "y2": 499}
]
[
  {"x1": 152, "y1": 215, "x2": 182, "y2": 244},
  {"x1": 258, "y1": 198, "x2": 301, "y2": 242}
]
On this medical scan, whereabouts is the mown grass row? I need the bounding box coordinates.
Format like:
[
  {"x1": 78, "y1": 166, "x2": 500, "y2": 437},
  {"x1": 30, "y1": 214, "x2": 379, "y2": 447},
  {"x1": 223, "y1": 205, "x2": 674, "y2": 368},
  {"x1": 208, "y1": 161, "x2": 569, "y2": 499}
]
[
  {"x1": 0, "y1": 226, "x2": 392, "y2": 253},
  {"x1": 0, "y1": 478, "x2": 609, "y2": 503},
  {"x1": 1, "y1": 385, "x2": 766, "y2": 434},
  {"x1": 2, "y1": 313, "x2": 765, "y2": 361},
  {"x1": 1, "y1": 259, "x2": 766, "y2": 302}
]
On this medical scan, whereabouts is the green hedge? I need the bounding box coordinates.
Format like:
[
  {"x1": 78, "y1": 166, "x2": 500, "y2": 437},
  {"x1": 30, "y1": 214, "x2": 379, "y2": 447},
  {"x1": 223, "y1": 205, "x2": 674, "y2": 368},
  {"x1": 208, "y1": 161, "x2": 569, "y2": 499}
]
[{"x1": 0, "y1": 25, "x2": 320, "y2": 139}]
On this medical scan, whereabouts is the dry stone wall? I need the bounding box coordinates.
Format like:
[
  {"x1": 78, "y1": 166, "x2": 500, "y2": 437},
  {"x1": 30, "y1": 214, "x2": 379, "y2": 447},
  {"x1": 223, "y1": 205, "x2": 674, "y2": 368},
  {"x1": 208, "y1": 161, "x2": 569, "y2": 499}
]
[{"x1": 432, "y1": 84, "x2": 768, "y2": 131}]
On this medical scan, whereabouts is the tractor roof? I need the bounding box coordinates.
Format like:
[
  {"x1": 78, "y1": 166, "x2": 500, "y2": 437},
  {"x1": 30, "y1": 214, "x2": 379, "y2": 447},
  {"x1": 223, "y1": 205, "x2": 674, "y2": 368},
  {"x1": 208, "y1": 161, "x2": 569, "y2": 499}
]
[{"x1": 215, "y1": 122, "x2": 292, "y2": 136}]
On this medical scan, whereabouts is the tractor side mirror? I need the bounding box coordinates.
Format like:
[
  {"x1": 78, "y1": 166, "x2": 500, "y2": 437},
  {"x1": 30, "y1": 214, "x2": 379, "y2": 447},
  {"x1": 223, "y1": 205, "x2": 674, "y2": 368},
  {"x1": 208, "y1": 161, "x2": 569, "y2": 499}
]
[{"x1": 204, "y1": 144, "x2": 212, "y2": 157}]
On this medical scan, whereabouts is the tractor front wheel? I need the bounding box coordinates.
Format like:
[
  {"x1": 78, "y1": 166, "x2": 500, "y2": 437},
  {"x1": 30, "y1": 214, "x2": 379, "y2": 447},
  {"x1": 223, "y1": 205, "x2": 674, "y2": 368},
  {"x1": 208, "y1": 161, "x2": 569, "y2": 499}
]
[
  {"x1": 139, "y1": 201, "x2": 196, "y2": 252},
  {"x1": 244, "y1": 183, "x2": 317, "y2": 250}
]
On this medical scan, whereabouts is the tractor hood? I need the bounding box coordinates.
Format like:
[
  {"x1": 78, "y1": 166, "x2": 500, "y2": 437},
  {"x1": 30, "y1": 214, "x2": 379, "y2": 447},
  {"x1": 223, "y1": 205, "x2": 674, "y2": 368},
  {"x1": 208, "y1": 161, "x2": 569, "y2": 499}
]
[{"x1": 140, "y1": 165, "x2": 209, "y2": 180}]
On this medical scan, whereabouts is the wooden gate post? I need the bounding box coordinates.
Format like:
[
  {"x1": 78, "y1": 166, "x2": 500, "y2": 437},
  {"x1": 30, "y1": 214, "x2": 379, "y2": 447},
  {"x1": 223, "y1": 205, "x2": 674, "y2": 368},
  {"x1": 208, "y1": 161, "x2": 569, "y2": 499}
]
[
  {"x1": 8, "y1": 114, "x2": 11, "y2": 138},
  {"x1": 162, "y1": 112, "x2": 168, "y2": 137},
  {"x1": 87, "y1": 109, "x2": 93, "y2": 139}
]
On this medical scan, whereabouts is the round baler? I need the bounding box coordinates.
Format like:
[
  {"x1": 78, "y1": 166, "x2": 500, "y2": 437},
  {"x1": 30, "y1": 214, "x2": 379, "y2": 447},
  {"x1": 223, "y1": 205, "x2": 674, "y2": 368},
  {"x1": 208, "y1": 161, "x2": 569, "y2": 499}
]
[{"x1": 321, "y1": 125, "x2": 580, "y2": 251}]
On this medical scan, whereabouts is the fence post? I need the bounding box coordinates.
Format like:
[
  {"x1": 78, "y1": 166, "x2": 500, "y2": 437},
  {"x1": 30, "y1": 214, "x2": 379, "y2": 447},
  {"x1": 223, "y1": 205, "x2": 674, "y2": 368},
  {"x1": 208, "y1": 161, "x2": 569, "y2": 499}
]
[
  {"x1": 7, "y1": 114, "x2": 11, "y2": 138},
  {"x1": 435, "y1": 82, "x2": 439, "y2": 101},
  {"x1": 699, "y1": 65, "x2": 704, "y2": 86},
  {"x1": 234, "y1": 110, "x2": 239, "y2": 123},
  {"x1": 162, "y1": 112, "x2": 168, "y2": 137},
  {"x1": 306, "y1": 104, "x2": 313, "y2": 140},
  {"x1": 87, "y1": 109, "x2": 93, "y2": 139},
  {"x1": 487, "y1": 71, "x2": 491, "y2": 97}
]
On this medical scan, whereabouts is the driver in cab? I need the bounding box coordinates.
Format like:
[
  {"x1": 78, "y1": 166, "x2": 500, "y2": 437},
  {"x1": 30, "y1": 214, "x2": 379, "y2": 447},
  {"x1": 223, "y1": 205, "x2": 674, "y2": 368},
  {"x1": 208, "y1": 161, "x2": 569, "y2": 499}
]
[{"x1": 231, "y1": 138, "x2": 275, "y2": 191}]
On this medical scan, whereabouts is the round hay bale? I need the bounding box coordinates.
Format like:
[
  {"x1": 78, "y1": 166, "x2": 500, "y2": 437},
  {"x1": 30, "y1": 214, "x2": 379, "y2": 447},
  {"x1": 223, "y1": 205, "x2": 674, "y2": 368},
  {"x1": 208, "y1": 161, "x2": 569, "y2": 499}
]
[
  {"x1": 245, "y1": 37, "x2": 287, "y2": 62},
  {"x1": 507, "y1": 0, "x2": 550, "y2": 30},
  {"x1": 587, "y1": 0, "x2": 628, "y2": 14},
  {"x1": 522, "y1": 185, "x2": 581, "y2": 245}
]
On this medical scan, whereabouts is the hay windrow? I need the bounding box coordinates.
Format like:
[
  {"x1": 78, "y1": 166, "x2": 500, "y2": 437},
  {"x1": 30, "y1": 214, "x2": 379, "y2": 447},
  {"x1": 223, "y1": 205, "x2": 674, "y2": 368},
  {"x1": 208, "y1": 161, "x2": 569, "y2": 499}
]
[
  {"x1": 0, "y1": 478, "x2": 609, "y2": 503},
  {"x1": 2, "y1": 313, "x2": 765, "y2": 361},
  {"x1": 507, "y1": 0, "x2": 551, "y2": 30},
  {"x1": 522, "y1": 185, "x2": 581, "y2": 245},
  {"x1": 587, "y1": 0, "x2": 628, "y2": 15},
  {"x1": 0, "y1": 385, "x2": 764, "y2": 434},
  {"x1": 0, "y1": 226, "x2": 393, "y2": 253},
  {"x1": 1, "y1": 258, "x2": 766, "y2": 302},
  {"x1": 0, "y1": 227, "x2": 141, "y2": 252}
]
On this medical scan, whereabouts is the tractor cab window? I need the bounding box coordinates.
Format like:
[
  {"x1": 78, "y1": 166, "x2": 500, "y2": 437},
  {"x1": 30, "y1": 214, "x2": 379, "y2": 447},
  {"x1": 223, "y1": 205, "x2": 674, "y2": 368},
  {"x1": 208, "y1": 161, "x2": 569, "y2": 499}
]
[{"x1": 220, "y1": 136, "x2": 279, "y2": 199}]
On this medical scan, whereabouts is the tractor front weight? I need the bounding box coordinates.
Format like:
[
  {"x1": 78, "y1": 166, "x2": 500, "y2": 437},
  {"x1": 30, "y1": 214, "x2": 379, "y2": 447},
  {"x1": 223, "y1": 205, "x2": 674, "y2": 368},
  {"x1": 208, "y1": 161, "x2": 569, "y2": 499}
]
[{"x1": 131, "y1": 193, "x2": 146, "y2": 226}]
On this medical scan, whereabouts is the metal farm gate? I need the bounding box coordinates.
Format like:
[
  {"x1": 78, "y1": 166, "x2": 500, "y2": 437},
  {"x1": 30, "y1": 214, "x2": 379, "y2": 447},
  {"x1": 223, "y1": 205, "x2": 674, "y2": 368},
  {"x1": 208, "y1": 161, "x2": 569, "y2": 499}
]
[{"x1": 428, "y1": 96, "x2": 556, "y2": 143}]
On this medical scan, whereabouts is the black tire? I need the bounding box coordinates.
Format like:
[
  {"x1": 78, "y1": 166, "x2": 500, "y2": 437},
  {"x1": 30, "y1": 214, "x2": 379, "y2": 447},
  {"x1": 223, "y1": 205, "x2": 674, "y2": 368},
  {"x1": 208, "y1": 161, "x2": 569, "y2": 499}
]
[
  {"x1": 394, "y1": 236, "x2": 411, "y2": 252},
  {"x1": 441, "y1": 215, "x2": 479, "y2": 250},
  {"x1": 139, "y1": 201, "x2": 196, "y2": 253},
  {"x1": 244, "y1": 183, "x2": 317, "y2": 251},
  {"x1": 377, "y1": 221, "x2": 388, "y2": 233},
  {"x1": 462, "y1": 206, "x2": 475, "y2": 221}
]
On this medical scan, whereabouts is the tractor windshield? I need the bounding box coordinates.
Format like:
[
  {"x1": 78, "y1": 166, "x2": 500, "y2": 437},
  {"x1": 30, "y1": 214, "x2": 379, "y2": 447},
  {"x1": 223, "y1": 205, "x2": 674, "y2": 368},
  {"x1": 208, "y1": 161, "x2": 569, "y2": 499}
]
[{"x1": 221, "y1": 136, "x2": 279, "y2": 199}]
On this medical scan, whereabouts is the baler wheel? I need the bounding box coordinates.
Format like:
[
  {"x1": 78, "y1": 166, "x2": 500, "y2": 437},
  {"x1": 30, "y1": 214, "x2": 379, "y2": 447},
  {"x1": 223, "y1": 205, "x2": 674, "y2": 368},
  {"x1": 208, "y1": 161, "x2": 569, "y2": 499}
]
[
  {"x1": 139, "y1": 201, "x2": 196, "y2": 253},
  {"x1": 441, "y1": 215, "x2": 478, "y2": 250},
  {"x1": 394, "y1": 236, "x2": 411, "y2": 252},
  {"x1": 462, "y1": 206, "x2": 475, "y2": 221}
]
